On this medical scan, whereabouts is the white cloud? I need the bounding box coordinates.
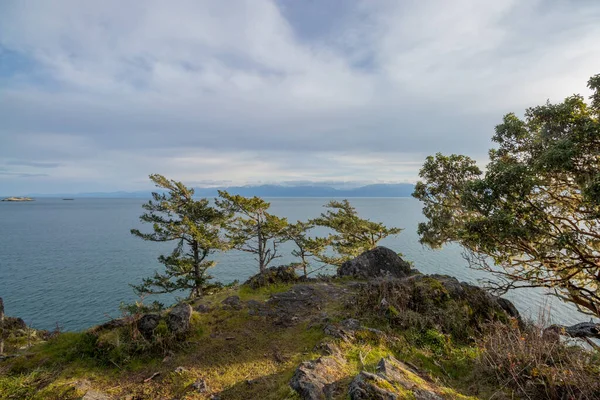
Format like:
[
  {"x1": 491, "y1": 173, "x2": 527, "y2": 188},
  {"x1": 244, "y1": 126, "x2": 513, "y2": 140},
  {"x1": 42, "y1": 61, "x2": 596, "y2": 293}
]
[{"x1": 0, "y1": 0, "x2": 599, "y2": 194}]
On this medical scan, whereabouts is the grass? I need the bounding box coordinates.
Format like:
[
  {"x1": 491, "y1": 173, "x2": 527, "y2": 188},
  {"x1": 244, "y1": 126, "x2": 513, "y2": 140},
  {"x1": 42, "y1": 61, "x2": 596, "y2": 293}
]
[{"x1": 2, "y1": 278, "x2": 597, "y2": 399}]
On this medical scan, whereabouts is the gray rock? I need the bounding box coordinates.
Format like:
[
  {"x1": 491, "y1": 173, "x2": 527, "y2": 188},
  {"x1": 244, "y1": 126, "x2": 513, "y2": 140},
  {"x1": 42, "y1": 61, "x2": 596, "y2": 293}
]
[
  {"x1": 221, "y1": 296, "x2": 242, "y2": 310},
  {"x1": 339, "y1": 247, "x2": 411, "y2": 279},
  {"x1": 245, "y1": 265, "x2": 299, "y2": 289},
  {"x1": 349, "y1": 357, "x2": 444, "y2": 400},
  {"x1": 376, "y1": 357, "x2": 417, "y2": 390},
  {"x1": 137, "y1": 314, "x2": 160, "y2": 340},
  {"x1": 195, "y1": 303, "x2": 212, "y2": 313},
  {"x1": 82, "y1": 390, "x2": 112, "y2": 400},
  {"x1": 75, "y1": 380, "x2": 112, "y2": 400},
  {"x1": 289, "y1": 355, "x2": 345, "y2": 399},
  {"x1": 323, "y1": 319, "x2": 363, "y2": 342},
  {"x1": 496, "y1": 297, "x2": 521, "y2": 320},
  {"x1": 167, "y1": 303, "x2": 193, "y2": 334},
  {"x1": 414, "y1": 390, "x2": 443, "y2": 400},
  {"x1": 191, "y1": 378, "x2": 209, "y2": 393},
  {"x1": 348, "y1": 371, "x2": 397, "y2": 400}
]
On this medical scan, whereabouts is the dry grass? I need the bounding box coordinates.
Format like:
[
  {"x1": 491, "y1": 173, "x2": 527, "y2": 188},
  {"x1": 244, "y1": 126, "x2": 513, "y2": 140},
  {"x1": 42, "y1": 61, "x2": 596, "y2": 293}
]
[{"x1": 476, "y1": 319, "x2": 600, "y2": 399}]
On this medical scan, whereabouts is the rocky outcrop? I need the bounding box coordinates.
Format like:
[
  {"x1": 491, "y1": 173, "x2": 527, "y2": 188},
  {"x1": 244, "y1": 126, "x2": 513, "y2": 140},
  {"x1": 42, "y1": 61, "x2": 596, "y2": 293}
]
[
  {"x1": 349, "y1": 356, "x2": 443, "y2": 400},
  {"x1": 137, "y1": 314, "x2": 161, "y2": 340},
  {"x1": 221, "y1": 296, "x2": 242, "y2": 310},
  {"x1": 136, "y1": 303, "x2": 193, "y2": 340},
  {"x1": 245, "y1": 265, "x2": 299, "y2": 289},
  {"x1": 338, "y1": 247, "x2": 411, "y2": 279},
  {"x1": 167, "y1": 303, "x2": 192, "y2": 334},
  {"x1": 356, "y1": 274, "x2": 520, "y2": 341},
  {"x1": 289, "y1": 350, "x2": 347, "y2": 400}
]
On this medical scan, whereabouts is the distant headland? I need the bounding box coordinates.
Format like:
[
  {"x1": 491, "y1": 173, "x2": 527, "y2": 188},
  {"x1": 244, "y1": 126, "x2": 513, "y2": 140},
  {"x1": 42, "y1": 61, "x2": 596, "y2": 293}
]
[{"x1": 10, "y1": 183, "x2": 416, "y2": 199}]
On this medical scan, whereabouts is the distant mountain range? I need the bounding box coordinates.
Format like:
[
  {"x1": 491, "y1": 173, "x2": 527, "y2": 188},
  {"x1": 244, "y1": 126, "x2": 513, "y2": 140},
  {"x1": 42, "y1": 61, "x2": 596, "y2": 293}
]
[{"x1": 23, "y1": 183, "x2": 416, "y2": 198}]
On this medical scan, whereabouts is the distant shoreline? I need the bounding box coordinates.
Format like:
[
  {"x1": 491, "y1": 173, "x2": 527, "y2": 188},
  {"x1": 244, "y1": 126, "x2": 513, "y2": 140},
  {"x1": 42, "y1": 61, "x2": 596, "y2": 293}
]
[{"x1": 1, "y1": 197, "x2": 34, "y2": 202}]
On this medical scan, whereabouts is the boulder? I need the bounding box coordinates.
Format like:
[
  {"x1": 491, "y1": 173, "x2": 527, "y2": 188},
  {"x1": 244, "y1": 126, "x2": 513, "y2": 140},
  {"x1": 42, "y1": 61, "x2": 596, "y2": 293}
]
[
  {"x1": 245, "y1": 265, "x2": 299, "y2": 289},
  {"x1": 2, "y1": 317, "x2": 27, "y2": 332},
  {"x1": 357, "y1": 274, "x2": 521, "y2": 340},
  {"x1": 290, "y1": 354, "x2": 346, "y2": 399},
  {"x1": 167, "y1": 303, "x2": 193, "y2": 334},
  {"x1": 195, "y1": 303, "x2": 212, "y2": 313},
  {"x1": 323, "y1": 318, "x2": 362, "y2": 342},
  {"x1": 349, "y1": 357, "x2": 443, "y2": 400},
  {"x1": 348, "y1": 371, "x2": 397, "y2": 400},
  {"x1": 221, "y1": 296, "x2": 242, "y2": 310},
  {"x1": 338, "y1": 247, "x2": 411, "y2": 279},
  {"x1": 137, "y1": 314, "x2": 160, "y2": 340}
]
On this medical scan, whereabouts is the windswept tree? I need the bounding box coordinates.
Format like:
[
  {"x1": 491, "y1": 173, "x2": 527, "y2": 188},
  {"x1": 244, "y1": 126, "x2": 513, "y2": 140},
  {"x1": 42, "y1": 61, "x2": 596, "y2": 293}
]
[
  {"x1": 413, "y1": 74, "x2": 600, "y2": 319},
  {"x1": 131, "y1": 174, "x2": 230, "y2": 299},
  {"x1": 284, "y1": 221, "x2": 328, "y2": 277},
  {"x1": 216, "y1": 191, "x2": 289, "y2": 274},
  {"x1": 312, "y1": 200, "x2": 402, "y2": 266}
]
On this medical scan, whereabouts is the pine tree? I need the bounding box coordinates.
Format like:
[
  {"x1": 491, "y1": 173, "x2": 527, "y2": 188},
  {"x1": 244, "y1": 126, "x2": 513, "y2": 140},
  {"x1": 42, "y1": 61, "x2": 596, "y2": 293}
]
[
  {"x1": 312, "y1": 200, "x2": 402, "y2": 266},
  {"x1": 131, "y1": 174, "x2": 230, "y2": 299},
  {"x1": 216, "y1": 191, "x2": 288, "y2": 274},
  {"x1": 285, "y1": 221, "x2": 328, "y2": 277}
]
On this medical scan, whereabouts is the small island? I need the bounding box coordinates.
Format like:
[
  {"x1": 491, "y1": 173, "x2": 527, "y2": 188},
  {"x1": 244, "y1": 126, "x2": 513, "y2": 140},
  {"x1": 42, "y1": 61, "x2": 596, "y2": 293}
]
[{"x1": 1, "y1": 197, "x2": 34, "y2": 202}]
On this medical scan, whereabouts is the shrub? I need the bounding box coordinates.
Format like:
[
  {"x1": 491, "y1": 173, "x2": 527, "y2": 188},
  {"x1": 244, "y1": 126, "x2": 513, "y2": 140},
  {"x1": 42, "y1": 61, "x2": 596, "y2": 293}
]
[
  {"x1": 476, "y1": 320, "x2": 600, "y2": 399},
  {"x1": 353, "y1": 276, "x2": 514, "y2": 343}
]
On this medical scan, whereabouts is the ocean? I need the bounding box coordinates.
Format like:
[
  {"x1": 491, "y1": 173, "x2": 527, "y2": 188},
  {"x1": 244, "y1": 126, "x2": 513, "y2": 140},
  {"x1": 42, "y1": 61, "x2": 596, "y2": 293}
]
[{"x1": 0, "y1": 197, "x2": 588, "y2": 331}]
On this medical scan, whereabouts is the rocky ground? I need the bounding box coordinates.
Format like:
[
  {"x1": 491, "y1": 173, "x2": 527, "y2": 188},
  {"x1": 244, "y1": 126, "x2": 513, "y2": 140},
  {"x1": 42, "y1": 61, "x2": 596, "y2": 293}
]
[{"x1": 1, "y1": 247, "x2": 595, "y2": 399}]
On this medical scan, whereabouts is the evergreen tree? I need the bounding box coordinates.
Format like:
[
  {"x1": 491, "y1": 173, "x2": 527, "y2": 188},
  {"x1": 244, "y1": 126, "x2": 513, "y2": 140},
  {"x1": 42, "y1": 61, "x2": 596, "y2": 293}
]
[
  {"x1": 285, "y1": 221, "x2": 328, "y2": 277},
  {"x1": 131, "y1": 174, "x2": 230, "y2": 299},
  {"x1": 216, "y1": 191, "x2": 289, "y2": 274},
  {"x1": 312, "y1": 200, "x2": 402, "y2": 266}
]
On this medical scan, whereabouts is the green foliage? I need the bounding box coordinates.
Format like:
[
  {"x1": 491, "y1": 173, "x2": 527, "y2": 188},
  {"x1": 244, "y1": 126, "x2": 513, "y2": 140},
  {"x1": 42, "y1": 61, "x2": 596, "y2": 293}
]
[
  {"x1": 413, "y1": 74, "x2": 600, "y2": 318},
  {"x1": 131, "y1": 174, "x2": 231, "y2": 298},
  {"x1": 284, "y1": 220, "x2": 328, "y2": 276},
  {"x1": 312, "y1": 199, "x2": 402, "y2": 266},
  {"x1": 119, "y1": 297, "x2": 164, "y2": 316},
  {"x1": 216, "y1": 190, "x2": 289, "y2": 273}
]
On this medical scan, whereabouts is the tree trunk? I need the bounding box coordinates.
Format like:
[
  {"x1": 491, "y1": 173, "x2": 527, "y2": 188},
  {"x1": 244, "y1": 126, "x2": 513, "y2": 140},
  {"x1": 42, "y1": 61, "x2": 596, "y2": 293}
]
[
  {"x1": 192, "y1": 242, "x2": 201, "y2": 298},
  {"x1": 0, "y1": 297, "x2": 4, "y2": 355},
  {"x1": 257, "y1": 219, "x2": 265, "y2": 274}
]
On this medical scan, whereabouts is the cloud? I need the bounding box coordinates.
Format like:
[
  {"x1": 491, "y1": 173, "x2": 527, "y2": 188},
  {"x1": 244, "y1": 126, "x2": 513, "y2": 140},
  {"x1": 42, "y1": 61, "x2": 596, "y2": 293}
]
[
  {"x1": 7, "y1": 160, "x2": 61, "y2": 168},
  {"x1": 0, "y1": 172, "x2": 49, "y2": 178},
  {"x1": 0, "y1": 0, "x2": 599, "y2": 194}
]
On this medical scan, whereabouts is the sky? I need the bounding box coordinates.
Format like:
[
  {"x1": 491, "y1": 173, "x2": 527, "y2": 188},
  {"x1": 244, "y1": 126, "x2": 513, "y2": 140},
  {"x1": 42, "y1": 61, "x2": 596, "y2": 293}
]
[{"x1": 1, "y1": 0, "x2": 599, "y2": 195}]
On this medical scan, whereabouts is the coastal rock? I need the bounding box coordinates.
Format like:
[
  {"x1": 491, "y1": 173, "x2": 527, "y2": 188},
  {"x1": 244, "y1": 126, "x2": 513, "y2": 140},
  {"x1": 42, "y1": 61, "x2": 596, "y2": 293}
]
[
  {"x1": 348, "y1": 371, "x2": 397, "y2": 400},
  {"x1": 289, "y1": 353, "x2": 346, "y2": 400},
  {"x1": 323, "y1": 318, "x2": 362, "y2": 342},
  {"x1": 167, "y1": 303, "x2": 193, "y2": 334},
  {"x1": 2, "y1": 316, "x2": 27, "y2": 332},
  {"x1": 349, "y1": 357, "x2": 443, "y2": 400},
  {"x1": 339, "y1": 247, "x2": 411, "y2": 279},
  {"x1": 221, "y1": 296, "x2": 242, "y2": 310},
  {"x1": 195, "y1": 303, "x2": 212, "y2": 313},
  {"x1": 137, "y1": 314, "x2": 160, "y2": 340},
  {"x1": 357, "y1": 274, "x2": 520, "y2": 340},
  {"x1": 245, "y1": 265, "x2": 299, "y2": 289}
]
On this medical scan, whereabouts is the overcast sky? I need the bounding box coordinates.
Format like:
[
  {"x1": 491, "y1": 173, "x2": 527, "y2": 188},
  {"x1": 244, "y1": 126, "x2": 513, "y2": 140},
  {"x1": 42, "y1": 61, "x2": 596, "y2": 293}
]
[{"x1": 1, "y1": 0, "x2": 599, "y2": 194}]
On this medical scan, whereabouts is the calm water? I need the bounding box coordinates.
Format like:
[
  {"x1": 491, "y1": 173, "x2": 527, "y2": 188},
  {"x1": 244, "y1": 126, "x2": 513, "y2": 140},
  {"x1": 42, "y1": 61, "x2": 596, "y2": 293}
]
[{"x1": 0, "y1": 198, "x2": 588, "y2": 331}]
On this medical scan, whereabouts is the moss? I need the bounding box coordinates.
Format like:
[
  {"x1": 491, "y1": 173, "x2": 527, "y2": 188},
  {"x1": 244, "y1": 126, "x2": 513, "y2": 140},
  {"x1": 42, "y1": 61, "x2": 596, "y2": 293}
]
[
  {"x1": 238, "y1": 282, "x2": 296, "y2": 301},
  {"x1": 0, "y1": 280, "x2": 531, "y2": 399}
]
